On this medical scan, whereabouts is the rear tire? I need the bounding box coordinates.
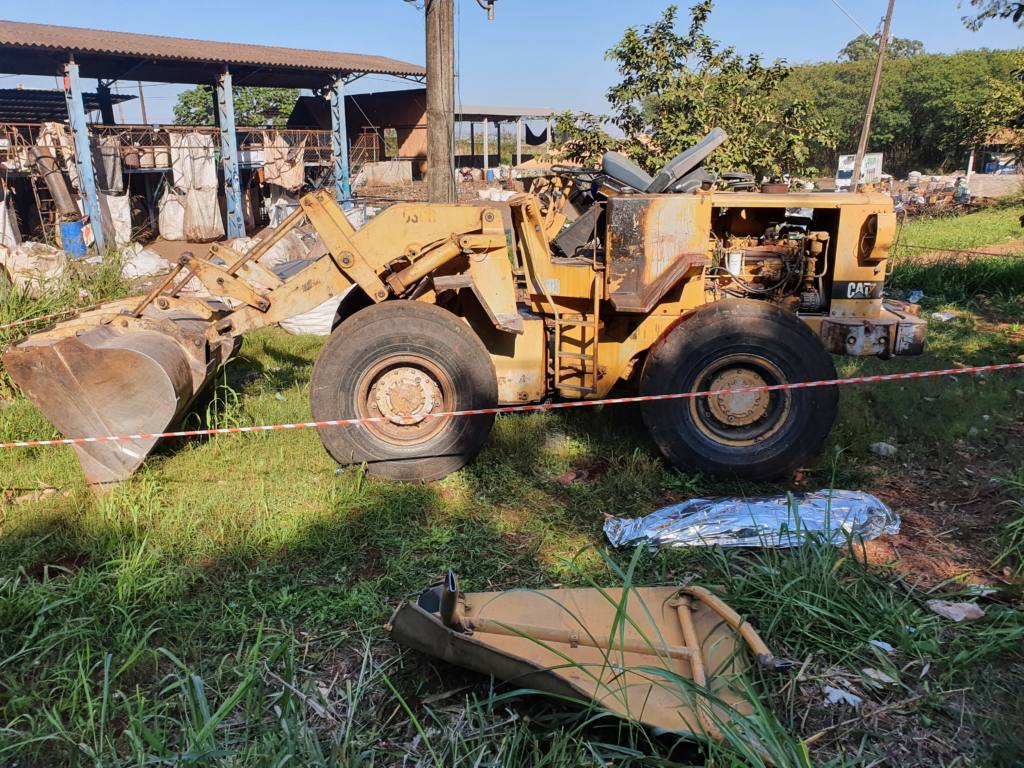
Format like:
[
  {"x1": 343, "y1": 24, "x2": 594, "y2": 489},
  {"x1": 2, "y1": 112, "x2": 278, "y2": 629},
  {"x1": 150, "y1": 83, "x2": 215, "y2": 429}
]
[
  {"x1": 639, "y1": 300, "x2": 838, "y2": 481},
  {"x1": 310, "y1": 301, "x2": 497, "y2": 482}
]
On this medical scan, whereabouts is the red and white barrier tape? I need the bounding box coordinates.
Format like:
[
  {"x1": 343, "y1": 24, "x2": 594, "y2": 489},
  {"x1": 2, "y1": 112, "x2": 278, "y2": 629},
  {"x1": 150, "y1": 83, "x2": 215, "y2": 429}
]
[{"x1": 1, "y1": 361, "x2": 1022, "y2": 451}]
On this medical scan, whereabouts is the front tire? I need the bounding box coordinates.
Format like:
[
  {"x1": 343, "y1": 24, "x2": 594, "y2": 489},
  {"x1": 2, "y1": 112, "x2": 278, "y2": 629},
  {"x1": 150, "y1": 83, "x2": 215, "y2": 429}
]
[
  {"x1": 639, "y1": 300, "x2": 838, "y2": 481},
  {"x1": 309, "y1": 301, "x2": 497, "y2": 482}
]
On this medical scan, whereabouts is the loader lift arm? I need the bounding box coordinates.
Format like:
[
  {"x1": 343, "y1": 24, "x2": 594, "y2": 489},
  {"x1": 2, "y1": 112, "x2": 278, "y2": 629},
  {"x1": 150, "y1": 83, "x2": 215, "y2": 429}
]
[{"x1": 1, "y1": 190, "x2": 516, "y2": 485}]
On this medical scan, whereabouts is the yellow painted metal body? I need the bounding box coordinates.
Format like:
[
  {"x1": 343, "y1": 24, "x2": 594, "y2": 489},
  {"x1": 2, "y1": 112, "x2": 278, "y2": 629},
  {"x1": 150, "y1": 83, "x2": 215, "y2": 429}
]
[{"x1": 4, "y1": 186, "x2": 920, "y2": 483}]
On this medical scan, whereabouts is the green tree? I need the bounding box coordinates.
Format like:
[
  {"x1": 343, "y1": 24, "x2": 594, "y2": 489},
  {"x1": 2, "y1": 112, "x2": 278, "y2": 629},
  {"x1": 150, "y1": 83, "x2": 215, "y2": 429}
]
[
  {"x1": 838, "y1": 33, "x2": 924, "y2": 62},
  {"x1": 555, "y1": 2, "x2": 836, "y2": 176},
  {"x1": 778, "y1": 49, "x2": 1020, "y2": 175},
  {"x1": 955, "y1": 52, "x2": 1024, "y2": 161},
  {"x1": 172, "y1": 86, "x2": 299, "y2": 127},
  {"x1": 960, "y1": 0, "x2": 1024, "y2": 29},
  {"x1": 552, "y1": 111, "x2": 618, "y2": 166}
]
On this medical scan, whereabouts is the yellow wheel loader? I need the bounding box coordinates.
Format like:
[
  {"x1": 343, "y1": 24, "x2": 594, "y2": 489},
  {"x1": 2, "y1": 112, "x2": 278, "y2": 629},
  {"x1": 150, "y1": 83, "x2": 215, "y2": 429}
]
[{"x1": 3, "y1": 132, "x2": 927, "y2": 485}]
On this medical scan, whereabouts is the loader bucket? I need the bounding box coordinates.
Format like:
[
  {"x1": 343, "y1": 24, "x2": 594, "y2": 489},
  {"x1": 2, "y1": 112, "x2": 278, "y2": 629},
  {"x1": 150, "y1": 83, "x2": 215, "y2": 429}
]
[{"x1": 3, "y1": 307, "x2": 233, "y2": 485}]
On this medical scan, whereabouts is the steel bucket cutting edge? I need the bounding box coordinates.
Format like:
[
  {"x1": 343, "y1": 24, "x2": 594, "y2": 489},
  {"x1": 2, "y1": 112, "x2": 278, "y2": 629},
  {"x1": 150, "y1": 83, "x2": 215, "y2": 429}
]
[{"x1": 3, "y1": 313, "x2": 229, "y2": 485}]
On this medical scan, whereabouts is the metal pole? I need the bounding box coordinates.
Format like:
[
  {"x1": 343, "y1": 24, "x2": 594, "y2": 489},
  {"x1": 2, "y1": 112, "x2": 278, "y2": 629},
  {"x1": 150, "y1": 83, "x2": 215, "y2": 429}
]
[
  {"x1": 216, "y1": 69, "x2": 245, "y2": 238},
  {"x1": 330, "y1": 74, "x2": 351, "y2": 205},
  {"x1": 63, "y1": 60, "x2": 106, "y2": 253},
  {"x1": 851, "y1": 0, "x2": 895, "y2": 193},
  {"x1": 469, "y1": 121, "x2": 475, "y2": 164},
  {"x1": 516, "y1": 117, "x2": 522, "y2": 166},
  {"x1": 112, "y1": 81, "x2": 126, "y2": 124},
  {"x1": 425, "y1": 0, "x2": 456, "y2": 202},
  {"x1": 496, "y1": 120, "x2": 502, "y2": 166}
]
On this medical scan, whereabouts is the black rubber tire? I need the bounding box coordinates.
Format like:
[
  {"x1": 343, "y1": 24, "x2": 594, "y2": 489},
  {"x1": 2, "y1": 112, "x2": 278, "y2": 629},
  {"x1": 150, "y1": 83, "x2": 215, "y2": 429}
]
[
  {"x1": 309, "y1": 301, "x2": 497, "y2": 482},
  {"x1": 639, "y1": 300, "x2": 838, "y2": 481}
]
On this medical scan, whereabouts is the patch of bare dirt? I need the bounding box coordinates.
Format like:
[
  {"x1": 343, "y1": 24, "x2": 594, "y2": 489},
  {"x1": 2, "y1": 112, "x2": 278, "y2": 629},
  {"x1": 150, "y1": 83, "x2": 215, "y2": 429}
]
[{"x1": 865, "y1": 422, "x2": 1024, "y2": 588}]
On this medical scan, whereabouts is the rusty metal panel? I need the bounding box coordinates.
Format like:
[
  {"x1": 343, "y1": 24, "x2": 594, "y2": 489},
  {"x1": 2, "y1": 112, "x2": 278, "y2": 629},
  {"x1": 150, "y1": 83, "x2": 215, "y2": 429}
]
[
  {"x1": 605, "y1": 195, "x2": 710, "y2": 313},
  {"x1": 818, "y1": 308, "x2": 926, "y2": 358}
]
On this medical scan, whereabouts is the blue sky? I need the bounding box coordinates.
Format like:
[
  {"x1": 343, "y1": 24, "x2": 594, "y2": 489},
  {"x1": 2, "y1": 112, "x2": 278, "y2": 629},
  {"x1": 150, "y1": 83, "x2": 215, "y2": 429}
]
[{"x1": 2, "y1": 0, "x2": 1021, "y2": 123}]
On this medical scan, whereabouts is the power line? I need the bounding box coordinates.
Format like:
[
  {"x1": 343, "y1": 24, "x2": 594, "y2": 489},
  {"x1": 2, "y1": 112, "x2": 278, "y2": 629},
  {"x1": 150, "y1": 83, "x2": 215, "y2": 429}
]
[{"x1": 829, "y1": 0, "x2": 872, "y2": 35}]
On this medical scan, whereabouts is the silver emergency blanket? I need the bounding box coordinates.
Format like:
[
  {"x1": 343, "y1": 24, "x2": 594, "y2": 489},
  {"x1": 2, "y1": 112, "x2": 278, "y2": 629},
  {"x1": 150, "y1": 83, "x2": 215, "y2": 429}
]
[{"x1": 604, "y1": 490, "x2": 899, "y2": 549}]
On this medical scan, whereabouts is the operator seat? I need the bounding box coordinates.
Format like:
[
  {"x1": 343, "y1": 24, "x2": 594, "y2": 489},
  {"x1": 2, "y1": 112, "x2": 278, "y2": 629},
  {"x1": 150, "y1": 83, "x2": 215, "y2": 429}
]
[{"x1": 600, "y1": 128, "x2": 728, "y2": 193}]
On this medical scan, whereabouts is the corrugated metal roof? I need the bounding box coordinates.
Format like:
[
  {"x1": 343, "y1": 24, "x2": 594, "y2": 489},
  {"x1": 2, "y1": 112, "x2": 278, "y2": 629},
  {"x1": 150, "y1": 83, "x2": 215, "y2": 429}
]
[
  {"x1": 0, "y1": 19, "x2": 425, "y2": 78},
  {"x1": 457, "y1": 105, "x2": 555, "y2": 120},
  {"x1": 0, "y1": 87, "x2": 133, "y2": 122}
]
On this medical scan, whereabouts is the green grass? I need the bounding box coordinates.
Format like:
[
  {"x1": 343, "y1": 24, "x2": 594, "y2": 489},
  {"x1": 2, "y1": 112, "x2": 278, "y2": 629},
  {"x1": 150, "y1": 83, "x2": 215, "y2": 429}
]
[
  {"x1": 895, "y1": 201, "x2": 1024, "y2": 256},
  {"x1": 1, "y1": 205, "x2": 1023, "y2": 766}
]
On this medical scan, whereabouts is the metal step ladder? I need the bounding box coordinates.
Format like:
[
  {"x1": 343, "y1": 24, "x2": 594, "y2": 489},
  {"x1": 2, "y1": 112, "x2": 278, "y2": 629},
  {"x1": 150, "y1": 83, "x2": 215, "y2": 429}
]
[{"x1": 553, "y1": 268, "x2": 603, "y2": 397}]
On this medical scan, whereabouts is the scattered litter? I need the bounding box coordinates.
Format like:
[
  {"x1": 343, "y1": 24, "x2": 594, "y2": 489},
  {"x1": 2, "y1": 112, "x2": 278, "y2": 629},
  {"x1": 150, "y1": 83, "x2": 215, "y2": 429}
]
[
  {"x1": 968, "y1": 427, "x2": 980, "y2": 438},
  {"x1": 868, "y1": 639, "x2": 894, "y2": 653},
  {"x1": 861, "y1": 667, "x2": 898, "y2": 686},
  {"x1": 120, "y1": 243, "x2": 169, "y2": 279},
  {"x1": 926, "y1": 599, "x2": 986, "y2": 622},
  {"x1": 603, "y1": 489, "x2": 900, "y2": 549},
  {"x1": 478, "y1": 188, "x2": 519, "y2": 202},
  {"x1": 870, "y1": 442, "x2": 898, "y2": 458},
  {"x1": 962, "y1": 584, "x2": 998, "y2": 597},
  {"x1": 556, "y1": 459, "x2": 609, "y2": 485},
  {"x1": 274, "y1": 392, "x2": 286, "y2": 402},
  {"x1": 823, "y1": 686, "x2": 863, "y2": 708},
  {"x1": 930, "y1": 311, "x2": 956, "y2": 322},
  {"x1": 0, "y1": 242, "x2": 67, "y2": 295},
  {"x1": 907, "y1": 290, "x2": 924, "y2": 304}
]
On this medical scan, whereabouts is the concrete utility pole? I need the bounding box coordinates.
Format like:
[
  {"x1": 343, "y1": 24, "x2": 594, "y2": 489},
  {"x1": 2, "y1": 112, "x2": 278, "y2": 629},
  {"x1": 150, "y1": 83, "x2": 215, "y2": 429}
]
[
  {"x1": 425, "y1": 0, "x2": 456, "y2": 203},
  {"x1": 851, "y1": 0, "x2": 895, "y2": 192}
]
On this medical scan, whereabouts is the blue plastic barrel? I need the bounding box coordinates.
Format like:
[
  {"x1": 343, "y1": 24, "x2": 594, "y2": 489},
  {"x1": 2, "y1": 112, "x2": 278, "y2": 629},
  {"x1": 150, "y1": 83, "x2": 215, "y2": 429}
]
[
  {"x1": 485, "y1": 169, "x2": 495, "y2": 181},
  {"x1": 60, "y1": 221, "x2": 87, "y2": 258}
]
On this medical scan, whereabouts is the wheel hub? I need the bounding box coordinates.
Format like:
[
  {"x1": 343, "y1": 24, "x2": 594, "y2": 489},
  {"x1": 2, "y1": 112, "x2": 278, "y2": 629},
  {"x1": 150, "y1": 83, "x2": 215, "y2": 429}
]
[
  {"x1": 706, "y1": 369, "x2": 770, "y2": 427},
  {"x1": 688, "y1": 353, "x2": 792, "y2": 447},
  {"x1": 357, "y1": 355, "x2": 452, "y2": 446},
  {"x1": 374, "y1": 367, "x2": 439, "y2": 425}
]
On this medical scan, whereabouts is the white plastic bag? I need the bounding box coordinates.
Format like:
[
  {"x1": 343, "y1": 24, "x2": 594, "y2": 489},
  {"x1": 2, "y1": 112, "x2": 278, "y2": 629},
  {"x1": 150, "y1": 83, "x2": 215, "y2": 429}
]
[
  {"x1": 120, "y1": 242, "x2": 169, "y2": 279},
  {"x1": 258, "y1": 230, "x2": 309, "y2": 268},
  {"x1": 183, "y1": 187, "x2": 224, "y2": 242},
  {"x1": 100, "y1": 192, "x2": 132, "y2": 248},
  {"x1": 158, "y1": 190, "x2": 186, "y2": 241},
  {"x1": 278, "y1": 287, "x2": 349, "y2": 336},
  {"x1": 0, "y1": 241, "x2": 67, "y2": 295},
  {"x1": 0, "y1": 197, "x2": 20, "y2": 248}
]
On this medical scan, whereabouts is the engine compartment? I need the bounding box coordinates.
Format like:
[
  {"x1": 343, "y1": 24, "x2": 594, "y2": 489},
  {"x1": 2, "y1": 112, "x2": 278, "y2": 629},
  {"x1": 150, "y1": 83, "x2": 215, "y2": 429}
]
[{"x1": 709, "y1": 224, "x2": 830, "y2": 312}]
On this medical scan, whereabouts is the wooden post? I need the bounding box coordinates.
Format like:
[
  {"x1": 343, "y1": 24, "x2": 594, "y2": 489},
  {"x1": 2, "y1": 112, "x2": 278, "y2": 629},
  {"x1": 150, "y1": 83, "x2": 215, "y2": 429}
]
[
  {"x1": 425, "y1": 0, "x2": 456, "y2": 203},
  {"x1": 137, "y1": 81, "x2": 148, "y2": 124},
  {"x1": 851, "y1": 0, "x2": 895, "y2": 192},
  {"x1": 483, "y1": 117, "x2": 490, "y2": 176}
]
